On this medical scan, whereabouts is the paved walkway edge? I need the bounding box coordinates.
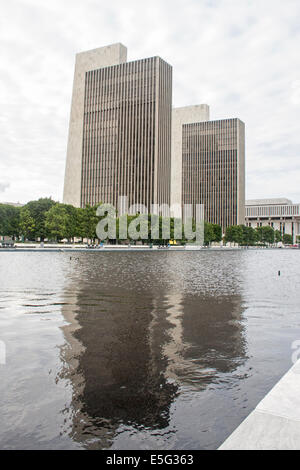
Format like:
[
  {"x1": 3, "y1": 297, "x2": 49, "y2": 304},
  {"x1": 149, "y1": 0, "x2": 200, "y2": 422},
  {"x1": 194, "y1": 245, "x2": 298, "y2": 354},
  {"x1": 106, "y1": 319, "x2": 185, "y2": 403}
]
[{"x1": 219, "y1": 358, "x2": 300, "y2": 450}]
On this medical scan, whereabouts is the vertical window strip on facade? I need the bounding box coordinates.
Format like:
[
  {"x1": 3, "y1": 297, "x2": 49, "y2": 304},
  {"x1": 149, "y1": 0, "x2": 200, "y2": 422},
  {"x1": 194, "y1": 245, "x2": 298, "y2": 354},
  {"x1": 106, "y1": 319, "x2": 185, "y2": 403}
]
[
  {"x1": 80, "y1": 57, "x2": 171, "y2": 212},
  {"x1": 182, "y1": 118, "x2": 242, "y2": 229}
]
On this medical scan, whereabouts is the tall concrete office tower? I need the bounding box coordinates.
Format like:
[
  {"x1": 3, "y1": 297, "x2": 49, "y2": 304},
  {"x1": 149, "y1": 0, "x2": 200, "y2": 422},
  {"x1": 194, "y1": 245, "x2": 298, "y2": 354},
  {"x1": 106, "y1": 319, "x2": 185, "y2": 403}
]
[
  {"x1": 63, "y1": 43, "x2": 172, "y2": 211},
  {"x1": 171, "y1": 105, "x2": 210, "y2": 216},
  {"x1": 181, "y1": 117, "x2": 245, "y2": 229}
]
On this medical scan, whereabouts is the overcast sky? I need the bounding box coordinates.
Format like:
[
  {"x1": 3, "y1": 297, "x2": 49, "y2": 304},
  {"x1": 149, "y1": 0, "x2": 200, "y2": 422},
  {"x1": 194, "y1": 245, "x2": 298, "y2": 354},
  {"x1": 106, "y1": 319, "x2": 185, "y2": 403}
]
[{"x1": 0, "y1": 0, "x2": 299, "y2": 204}]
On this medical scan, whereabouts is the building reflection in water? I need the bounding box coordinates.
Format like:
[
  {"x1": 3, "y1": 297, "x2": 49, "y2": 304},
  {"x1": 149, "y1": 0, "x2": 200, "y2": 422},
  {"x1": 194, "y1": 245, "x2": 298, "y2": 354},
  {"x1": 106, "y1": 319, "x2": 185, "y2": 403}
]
[{"x1": 58, "y1": 253, "x2": 247, "y2": 449}]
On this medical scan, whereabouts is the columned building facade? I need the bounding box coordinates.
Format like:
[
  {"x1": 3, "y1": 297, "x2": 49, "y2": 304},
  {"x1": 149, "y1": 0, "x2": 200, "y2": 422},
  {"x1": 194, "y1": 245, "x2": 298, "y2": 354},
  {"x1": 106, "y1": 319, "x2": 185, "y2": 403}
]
[
  {"x1": 245, "y1": 198, "x2": 300, "y2": 243},
  {"x1": 63, "y1": 44, "x2": 172, "y2": 212}
]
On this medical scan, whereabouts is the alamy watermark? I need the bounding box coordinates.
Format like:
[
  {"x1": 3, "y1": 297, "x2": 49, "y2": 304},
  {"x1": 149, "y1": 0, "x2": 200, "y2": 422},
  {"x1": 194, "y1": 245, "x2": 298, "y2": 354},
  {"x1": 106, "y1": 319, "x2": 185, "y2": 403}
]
[
  {"x1": 95, "y1": 197, "x2": 204, "y2": 244},
  {"x1": 0, "y1": 340, "x2": 6, "y2": 365}
]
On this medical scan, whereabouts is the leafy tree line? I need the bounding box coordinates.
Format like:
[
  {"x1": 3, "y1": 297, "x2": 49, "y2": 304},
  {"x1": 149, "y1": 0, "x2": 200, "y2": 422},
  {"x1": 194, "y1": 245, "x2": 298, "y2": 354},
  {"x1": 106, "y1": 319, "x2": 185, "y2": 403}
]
[
  {"x1": 0, "y1": 199, "x2": 103, "y2": 242},
  {"x1": 0, "y1": 198, "x2": 222, "y2": 244},
  {"x1": 1, "y1": 198, "x2": 294, "y2": 245},
  {"x1": 224, "y1": 224, "x2": 293, "y2": 245},
  {"x1": 0, "y1": 204, "x2": 20, "y2": 237}
]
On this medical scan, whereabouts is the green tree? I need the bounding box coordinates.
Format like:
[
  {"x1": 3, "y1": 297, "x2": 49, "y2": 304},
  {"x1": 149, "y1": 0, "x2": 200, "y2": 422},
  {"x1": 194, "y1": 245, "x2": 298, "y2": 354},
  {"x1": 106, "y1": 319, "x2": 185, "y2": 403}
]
[
  {"x1": 263, "y1": 226, "x2": 275, "y2": 245},
  {"x1": 224, "y1": 225, "x2": 244, "y2": 244},
  {"x1": 255, "y1": 226, "x2": 263, "y2": 243},
  {"x1": 19, "y1": 208, "x2": 36, "y2": 240},
  {"x1": 0, "y1": 204, "x2": 20, "y2": 238},
  {"x1": 211, "y1": 224, "x2": 222, "y2": 243},
  {"x1": 275, "y1": 230, "x2": 282, "y2": 243},
  {"x1": 58, "y1": 203, "x2": 79, "y2": 241},
  {"x1": 283, "y1": 234, "x2": 293, "y2": 245},
  {"x1": 204, "y1": 222, "x2": 215, "y2": 245},
  {"x1": 115, "y1": 214, "x2": 183, "y2": 245},
  {"x1": 45, "y1": 204, "x2": 68, "y2": 241},
  {"x1": 240, "y1": 225, "x2": 258, "y2": 245},
  {"x1": 22, "y1": 198, "x2": 55, "y2": 240},
  {"x1": 124, "y1": 214, "x2": 150, "y2": 244},
  {"x1": 256, "y1": 226, "x2": 275, "y2": 245},
  {"x1": 77, "y1": 205, "x2": 99, "y2": 241}
]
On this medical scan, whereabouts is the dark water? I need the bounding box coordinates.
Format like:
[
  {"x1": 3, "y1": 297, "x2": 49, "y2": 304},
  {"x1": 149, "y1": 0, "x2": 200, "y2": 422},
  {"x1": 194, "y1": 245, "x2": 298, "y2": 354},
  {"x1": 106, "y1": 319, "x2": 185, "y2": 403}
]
[{"x1": 0, "y1": 250, "x2": 300, "y2": 450}]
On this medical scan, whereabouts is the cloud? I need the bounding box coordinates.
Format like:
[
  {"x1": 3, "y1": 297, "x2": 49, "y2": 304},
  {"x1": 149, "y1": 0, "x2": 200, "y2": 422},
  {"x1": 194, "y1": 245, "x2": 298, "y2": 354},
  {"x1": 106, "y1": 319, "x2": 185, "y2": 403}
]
[
  {"x1": 0, "y1": 0, "x2": 300, "y2": 203},
  {"x1": 291, "y1": 80, "x2": 300, "y2": 105},
  {"x1": 0, "y1": 182, "x2": 10, "y2": 193}
]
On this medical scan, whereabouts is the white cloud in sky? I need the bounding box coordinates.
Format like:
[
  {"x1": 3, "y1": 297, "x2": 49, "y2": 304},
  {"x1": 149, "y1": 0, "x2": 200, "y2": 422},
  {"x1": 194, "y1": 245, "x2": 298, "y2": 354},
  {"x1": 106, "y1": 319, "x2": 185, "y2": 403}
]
[
  {"x1": 0, "y1": 182, "x2": 10, "y2": 193},
  {"x1": 0, "y1": 0, "x2": 299, "y2": 204}
]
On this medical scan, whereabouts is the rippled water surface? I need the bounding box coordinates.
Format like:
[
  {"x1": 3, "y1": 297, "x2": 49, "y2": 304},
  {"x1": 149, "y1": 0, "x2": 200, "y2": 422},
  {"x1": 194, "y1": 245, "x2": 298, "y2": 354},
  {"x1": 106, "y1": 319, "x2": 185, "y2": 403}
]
[{"x1": 0, "y1": 250, "x2": 300, "y2": 449}]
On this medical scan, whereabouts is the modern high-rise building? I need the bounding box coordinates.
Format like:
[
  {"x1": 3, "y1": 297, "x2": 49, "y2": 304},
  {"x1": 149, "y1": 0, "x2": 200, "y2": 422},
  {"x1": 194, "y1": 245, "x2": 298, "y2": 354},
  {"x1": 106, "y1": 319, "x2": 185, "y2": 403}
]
[
  {"x1": 63, "y1": 43, "x2": 172, "y2": 211},
  {"x1": 177, "y1": 116, "x2": 245, "y2": 229},
  {"x1": 64, "y1": 44, "x2": 245, "y2": 230},
  {"x1": 171, "y1": 105, "x2": 210, "y2": 217}
]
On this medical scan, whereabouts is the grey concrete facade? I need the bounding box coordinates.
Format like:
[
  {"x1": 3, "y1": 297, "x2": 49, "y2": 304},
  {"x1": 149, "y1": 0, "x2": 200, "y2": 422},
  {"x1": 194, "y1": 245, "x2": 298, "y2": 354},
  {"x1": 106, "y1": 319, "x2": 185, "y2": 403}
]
[
  {"x1": 170, "y1": 105, "x2": 210, "y2": 217},
  {"x1": 245, "y1": 198, "x2": 300, "y2": 243},
  {"x1": 63, "y1": 43, "x2": 127, "y2": 207},
  {"x1": 63, "y1": 44, "x2": 172, "y2": 212},
  {"x1": 81, "y1": 56, "x2": 172, "y2": 211}
]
